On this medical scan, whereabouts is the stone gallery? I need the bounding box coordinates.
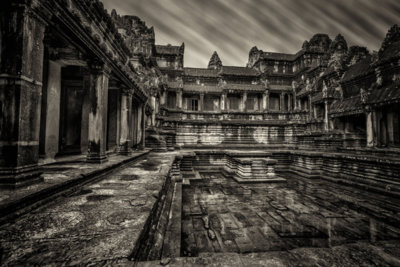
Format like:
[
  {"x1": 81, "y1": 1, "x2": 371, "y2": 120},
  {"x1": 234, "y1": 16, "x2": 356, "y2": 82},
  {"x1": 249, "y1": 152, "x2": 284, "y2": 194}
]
[{"x1": 0, "y1": 0, "x2": 400, "y2": 265}]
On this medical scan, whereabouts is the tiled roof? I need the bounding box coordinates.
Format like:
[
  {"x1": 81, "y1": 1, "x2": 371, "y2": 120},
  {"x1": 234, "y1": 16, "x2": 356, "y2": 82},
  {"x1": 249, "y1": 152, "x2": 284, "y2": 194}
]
[
  {"x1": 269, "y1": 84, "x2": 292, "y2": 91},
  {"x1": 312, "y1": 77, "x2": 324, "y2": 90},
  {"x1": 261, "y1": 52, "x2": 297, "y2": 61},
  {"x1": 184, "y1": 68, "x2": 219, "y2": 77},
  {"x1": 297, "y1": 86, "x2": 311, "y2": 97},
  {"x1": 184, "y1": 84, "x2": 221, "y2": 93},
  {"x1": 159, "y1": 68, "x2": 183, "y2": 76},
  {"x1": 320, "y1": 66, "x2": 336, "y2": 78},
  {"x1": 224, "y1": 83, "x2": 265, "y2": 91},
  {"x1": 368, "y1": 82, "x2": 400, "y2": 105},
  {"x1": 311, "y1": 92, "x2": 323, "y2": 103},
  {"x1": 330, "y1": 95, "x2": 363, "y2": 117},
  {"x1": 341, "y1": 56, "x2": 373, "y2": 83},
  {"x1": 155, "y1": 45, "x2": 181, "y2": 55},
  {"x1": 221, "y1": 66, "x2": 259, "y2": 76},
  {"x1": 167, "y1": 81, "x2": 182, "y2": 88}
]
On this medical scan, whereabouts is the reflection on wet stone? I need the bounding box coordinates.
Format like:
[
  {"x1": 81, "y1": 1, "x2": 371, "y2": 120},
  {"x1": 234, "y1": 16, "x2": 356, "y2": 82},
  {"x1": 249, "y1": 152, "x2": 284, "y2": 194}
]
[{"x1": 181, "y1": 171, "x2": 400, "y2": 256}]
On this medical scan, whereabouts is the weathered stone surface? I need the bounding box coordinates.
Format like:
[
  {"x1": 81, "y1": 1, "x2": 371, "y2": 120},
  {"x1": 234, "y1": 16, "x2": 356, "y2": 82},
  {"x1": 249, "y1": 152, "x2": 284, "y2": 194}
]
[
  {"x1": 181, "y1": 171, "x2": 400, "y2": 256},
  {"x1": 0, "y1": 152, "x2": 175, "y2": 265}
]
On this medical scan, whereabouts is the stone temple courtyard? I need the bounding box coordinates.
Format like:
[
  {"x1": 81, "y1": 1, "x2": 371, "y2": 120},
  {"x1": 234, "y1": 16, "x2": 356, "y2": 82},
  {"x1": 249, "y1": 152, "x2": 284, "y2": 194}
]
[
  {"x1": 1, "y1": 151, "x2": 400, "y2": 266},
  {"x1": 2, "y1": 0, "x2": 400, "y2": 266}
]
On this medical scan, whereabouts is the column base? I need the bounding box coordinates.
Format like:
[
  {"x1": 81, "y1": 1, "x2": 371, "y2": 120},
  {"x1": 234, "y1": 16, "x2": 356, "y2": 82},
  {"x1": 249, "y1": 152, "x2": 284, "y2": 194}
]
[
  {"x1": 118, "y1": 143, "x2": 132, "y2": 156},
  {"x1": 86, "y1": 153, "x2": 108, "y2": 164},
  {"x1": 0, "y1": 165, "x2": 43, "y2": 189}
]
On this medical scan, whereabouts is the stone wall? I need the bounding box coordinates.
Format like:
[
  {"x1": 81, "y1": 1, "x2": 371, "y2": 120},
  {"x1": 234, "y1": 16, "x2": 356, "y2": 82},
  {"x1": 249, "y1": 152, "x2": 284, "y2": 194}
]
[
  {"x1": 161, "y1": 121, "x2": 306, "y2": 148},
  {"x1": 187, "y1": 150, "x2": 400, "y2": 198}
]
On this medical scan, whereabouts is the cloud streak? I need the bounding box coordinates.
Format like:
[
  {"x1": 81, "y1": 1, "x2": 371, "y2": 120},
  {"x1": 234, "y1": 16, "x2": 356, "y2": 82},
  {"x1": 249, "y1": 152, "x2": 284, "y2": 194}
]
[{"x1": 102, "y1": 0, "x2": 400, "y2": 67}]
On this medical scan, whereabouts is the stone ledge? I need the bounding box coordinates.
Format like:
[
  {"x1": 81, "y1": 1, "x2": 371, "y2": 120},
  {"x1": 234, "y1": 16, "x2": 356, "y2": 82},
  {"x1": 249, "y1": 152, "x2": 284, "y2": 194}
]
[{"x1": 232, "y1": 176, "x2": 287, "y2": 183}]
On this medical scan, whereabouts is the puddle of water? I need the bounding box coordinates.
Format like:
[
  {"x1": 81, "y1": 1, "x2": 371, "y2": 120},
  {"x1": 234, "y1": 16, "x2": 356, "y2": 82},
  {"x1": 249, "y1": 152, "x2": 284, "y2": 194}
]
[{"x1": 181, "y1": 172, "x2": 400, "y2": 255}]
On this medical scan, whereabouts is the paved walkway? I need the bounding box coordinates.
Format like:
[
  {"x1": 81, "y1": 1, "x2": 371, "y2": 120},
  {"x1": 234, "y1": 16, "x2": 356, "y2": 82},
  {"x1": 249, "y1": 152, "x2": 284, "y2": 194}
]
[
  {"x1": 0, "y1": 152, "x2": 176, "y2": 266},
  {"x1": 0, "y1": 151, "x2": 149, "y2": 222}
]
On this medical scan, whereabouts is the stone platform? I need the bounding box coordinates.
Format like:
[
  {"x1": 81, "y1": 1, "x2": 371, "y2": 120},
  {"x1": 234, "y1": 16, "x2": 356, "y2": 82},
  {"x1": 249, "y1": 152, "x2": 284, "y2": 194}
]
[{"x1": 221, "y1": 151, "x2": 286, "y2": 183}]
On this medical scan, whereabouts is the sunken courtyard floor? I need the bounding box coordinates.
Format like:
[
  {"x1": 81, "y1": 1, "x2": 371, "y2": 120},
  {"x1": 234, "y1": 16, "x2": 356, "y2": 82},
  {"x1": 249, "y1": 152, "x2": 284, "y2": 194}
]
[
  {"x1": 181, "y1": 172, "x2": 400, "y2": 256},
  {"x1": 0, "y1": 152, "x2": 400, "y2": 266}
]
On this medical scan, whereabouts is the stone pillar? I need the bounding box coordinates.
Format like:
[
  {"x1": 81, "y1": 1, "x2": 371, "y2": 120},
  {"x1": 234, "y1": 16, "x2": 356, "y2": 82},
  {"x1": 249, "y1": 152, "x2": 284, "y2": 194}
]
[
  {"x1": 220, "y1": 92, "x2": 227, "y2": 111},
  {"x1": 119, "y1": 91, "x2": 133, "y2": 155},
  {"x1": 160, "y1": 88, "x2": 167, "y2": 106},
  {"x1": 387, "y1": 112, "x2": 395, "y2": 145},
  {"x1": 280, "y1": 93, "x2": 284, "y2": 111},
  {"x1": 366, "y1": 107, "x2": 376, "y2": 147},
  {"x1": 141, "y1": 103, "x2": 146, "y2": 149},
  {"x1": 262, "y1": 90, "x2": 269, "y2": 111},
  {"x1": 324, "y1": 100, "x2": 329, "y2": 131},
  {"x1": 199, "y1": 93, "x2": 204, "y2": 111},
  {"x1": 150, "y1": 95, "x2": 156, "y2": 126},
  {"x1": 0, "y1": 5, "x2": 46, "y2": 187},
  {"x1": 308, "y1": 95, "x2": 312, "y2": 117},
  {"x1": 80, "y1": 75, "x2": 90, "y2": 154},
  {"x1": 86, "y1": 62, "x2": 110, "y2": 163},
  {"x1": 176, "y1": 88, "x2": 183, "y2": 109},
  {"x1": 288, "y1": 94, "x2": 292, "y2": 111},
  {"x1": 240, "y1": 92, "x2": 247, "y2": 112},
  {"x1": 41, "y1": 60, "x2": 62, "y2": 160}
]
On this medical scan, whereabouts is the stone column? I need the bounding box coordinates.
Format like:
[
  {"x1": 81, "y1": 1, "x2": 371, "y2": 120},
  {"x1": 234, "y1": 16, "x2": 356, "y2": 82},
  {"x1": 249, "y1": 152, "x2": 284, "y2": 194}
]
[
  {"x1": 150, "y1": 95, "x2": 156, "y2": 126},
  {"x1": 80, "y1": 75, "x2": 90, "y2": 154},
  {"x1": 280, "y1": 93, "x2": 284, "y2": 111},
  {"x1": 240, "y1": 92, "x2": 247, "y2": 112},
  {"x1": 220, "y1": 92, "x2": 227, "y2": 111},
  {"x1": 312, "y1": 105, "x2": 316, "y2": 119},
  {"x1": 86, "y1": 61, "x2": 110, "y2": 163},
  {"x1": 199, "y1": 93, "x2": 204, "y2": 111},
  {"x1": 288, "y1": 94, "x2": 292, "y2": 111},
  {"x1": 41, "y1": 60, "x2": 62, "y2": 160},
  {"x1": 141, "y1": 103, "x2": 146, "y2": 149},
  {"x1": 366, "y1": 107, "x2": 376, "y2": 147},
  {"x1": 176, "y1": 88, "x2": 183, "y2": 109},
  {"x1": 262, "y1": 90, "x2": 269, "y2": 111},
  {"x1": 0, "y1": 5, "x2": 46, "y2": 187},
  {"x1": 308, "y1": 95, "x2": 313, "y2": 117},
  {"x1": 160, "y1": 88, "x2": 167, "y2": 106},
  {"x1": 387, "y1": 112, "x2": 395, "y2": 145},
  {"x1": 324, "y1": 100, "x2": 329, "y2": 131},
  {"x1": 119, "y1": 91, "x2": 133, "y2": 155}
]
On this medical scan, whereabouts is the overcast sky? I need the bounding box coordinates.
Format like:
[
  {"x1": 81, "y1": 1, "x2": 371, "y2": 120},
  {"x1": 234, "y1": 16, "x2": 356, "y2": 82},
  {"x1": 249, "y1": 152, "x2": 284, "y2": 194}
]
[{"x1": 102, "y1": 0, "x2": 400, "y2": 68}]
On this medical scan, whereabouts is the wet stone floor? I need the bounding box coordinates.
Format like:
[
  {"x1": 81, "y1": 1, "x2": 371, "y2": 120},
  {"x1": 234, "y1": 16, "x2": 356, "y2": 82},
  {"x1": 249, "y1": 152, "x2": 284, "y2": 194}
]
[
  {"x1": 181, "y1": 172, "x2": 400, "y2": 256},
  {"x1": 0, "y1": 153, "x2": 175, "y2": 266}
]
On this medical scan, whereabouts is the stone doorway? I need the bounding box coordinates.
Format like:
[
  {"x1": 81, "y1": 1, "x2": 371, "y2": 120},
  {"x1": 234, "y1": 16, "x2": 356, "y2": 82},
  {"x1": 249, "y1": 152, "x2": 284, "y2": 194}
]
[{"x1": 59, "y1": 67, "x2": 86, "y2": 155}]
